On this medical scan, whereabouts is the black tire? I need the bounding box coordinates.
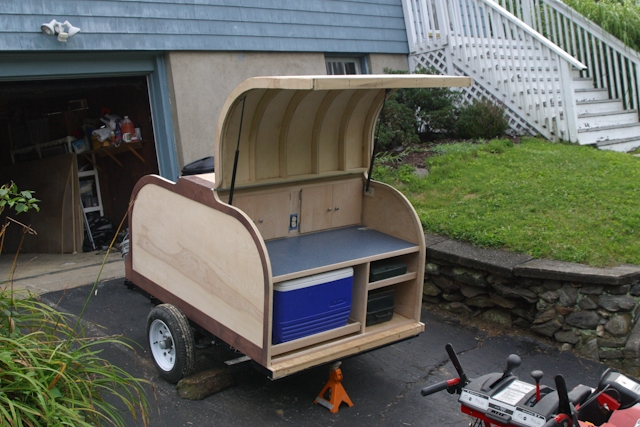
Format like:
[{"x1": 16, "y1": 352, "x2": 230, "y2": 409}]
[{"x1": 146, "y1": 304, "x2": 195, "y2": 383}]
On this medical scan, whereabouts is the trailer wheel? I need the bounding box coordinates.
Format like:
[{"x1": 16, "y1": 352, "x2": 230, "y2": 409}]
[{"x1": 147, "y1": 304, "x2": 195, "y2": 383}]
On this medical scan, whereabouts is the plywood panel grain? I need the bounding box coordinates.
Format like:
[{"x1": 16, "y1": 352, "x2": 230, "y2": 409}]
[
  {"x1": 299, "y1": 185, "x2": 332, "y2": 233},
  {"x1": 233, "y1": 191, "x2": 291, "y2": 241},
  {"x1": 331, "y1": 179, "x2": 363, "y2": 228},
  {"x1": 131, "y1": 183, "x2": 266, "y2": 347}
]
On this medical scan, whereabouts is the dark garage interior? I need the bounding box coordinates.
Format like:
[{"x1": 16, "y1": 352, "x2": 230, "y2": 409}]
[{"x1": 0, "y1": 76, "x2": 160, "y2": 253}]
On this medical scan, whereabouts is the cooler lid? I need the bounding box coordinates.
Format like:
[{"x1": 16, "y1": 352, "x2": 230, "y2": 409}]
[
  {"x1": 274, "y1": 267, "x2": 354, "y2": 292},
  {"x1": 214, "y1": 75, "x2": 472, "y2": 190}
]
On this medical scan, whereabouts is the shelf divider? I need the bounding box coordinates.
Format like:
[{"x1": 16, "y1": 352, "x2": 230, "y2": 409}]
[{"x1": 367, "y1": 271, "x2": 418, "y2": 291}]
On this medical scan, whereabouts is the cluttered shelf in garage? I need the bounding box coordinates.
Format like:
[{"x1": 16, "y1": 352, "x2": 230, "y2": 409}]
[{"x1": 81, "y1": 141, "x2": 144, "y2": 169}]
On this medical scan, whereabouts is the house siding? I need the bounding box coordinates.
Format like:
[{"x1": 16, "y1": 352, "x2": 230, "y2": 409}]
[{"x1": 0, "y1": 0, "x2": 408, "y2": 54}]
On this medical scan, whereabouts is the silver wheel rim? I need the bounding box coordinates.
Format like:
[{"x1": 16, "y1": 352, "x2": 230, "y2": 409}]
[{"x1": 149, "y1": 318, "x2": 176, "y2": 371}]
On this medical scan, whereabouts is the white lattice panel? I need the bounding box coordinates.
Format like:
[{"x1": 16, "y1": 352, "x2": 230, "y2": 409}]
[{"x1": 411, "y1": 49, "x2": 538, "y2": 137}]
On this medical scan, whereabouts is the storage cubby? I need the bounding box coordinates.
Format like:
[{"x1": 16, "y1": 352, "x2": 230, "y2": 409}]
[
  {"x1": 265, "y1": 225, "x2": 422, "y2": 356},
  {"x1": 367, "y1": 253, "x2": 418, "y2": 291}
]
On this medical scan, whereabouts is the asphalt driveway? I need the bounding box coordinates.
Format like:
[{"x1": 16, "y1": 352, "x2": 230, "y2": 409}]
[{"x1": 41, "y1": 279, "x2": 607, "y2": 427}]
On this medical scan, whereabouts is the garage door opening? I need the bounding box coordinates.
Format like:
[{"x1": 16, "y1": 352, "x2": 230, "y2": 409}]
[{"x1": 0, "y1": 75, "x2": 159, "y2": 254}]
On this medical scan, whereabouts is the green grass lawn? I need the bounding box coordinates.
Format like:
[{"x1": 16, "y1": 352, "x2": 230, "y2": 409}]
[{"x1": 373, "y1": 138, "x2": 640, "y2": 267}]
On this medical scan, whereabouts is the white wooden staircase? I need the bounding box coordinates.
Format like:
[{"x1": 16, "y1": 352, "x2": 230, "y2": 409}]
[{"x1": 402, "y1": 0, "x2": 640, "y2": 152}]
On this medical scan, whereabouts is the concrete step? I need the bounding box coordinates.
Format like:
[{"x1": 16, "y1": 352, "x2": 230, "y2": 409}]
[
  {"x1": 597, "y1": 136, "x2": 640, "y2": 153},
  {"x1": 578, "y1": 110, "x2": 638, "y2": 129},
  {"x1": 575, "y1": 98, "x2": 624, "y2": 115},
  {"x1": 574, "y1": 88, "x2": 610, "y2": 102},
  {"x1": 577, "y1": 122, "x2": 640, "y2": 145}
]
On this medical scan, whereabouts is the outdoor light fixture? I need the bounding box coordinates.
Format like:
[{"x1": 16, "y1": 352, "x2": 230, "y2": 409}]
[{"x1": 40, "y1": 19, "x2": 81, "y2": 42}]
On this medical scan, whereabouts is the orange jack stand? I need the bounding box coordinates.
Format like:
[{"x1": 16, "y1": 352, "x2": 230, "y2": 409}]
[{"x1": 314, "y1": 362, "x2": 354, "y2": 413}]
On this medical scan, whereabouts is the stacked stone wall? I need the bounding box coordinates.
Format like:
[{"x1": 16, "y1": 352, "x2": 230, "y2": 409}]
[{"x1": 423, "y1": 234, "x2": 640, "y2": 374}]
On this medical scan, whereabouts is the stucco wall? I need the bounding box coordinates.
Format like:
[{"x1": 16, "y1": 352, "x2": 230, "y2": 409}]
[
  {"x1": 369, "y1": 54, "x2": 409, "y2": 73},
  {"x1": 167, "y1": 52, "x2": 325, "y2": 167},
  {"x1": 167, "y1": 52, "x2": 410, "y2": 168}
]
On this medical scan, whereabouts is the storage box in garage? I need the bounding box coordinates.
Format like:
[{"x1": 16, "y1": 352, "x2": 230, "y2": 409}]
[
  {"x1": 272, "y1": 267, "x2": 353, "y2": 344},
  {"x1": 366, "y1": 288, "x2": 395, "y2": 326}
]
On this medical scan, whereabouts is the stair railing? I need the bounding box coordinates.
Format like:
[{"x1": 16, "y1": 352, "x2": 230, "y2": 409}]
[
  {"x1": 403, "y1": 0, "x2": 450, "y2": 54},
  {"x1": 402, "y1": 0, "x2": 587, "y2": 142},
  {"x1": 499, "y1": 0, "x2": 640, "y2": 114}
]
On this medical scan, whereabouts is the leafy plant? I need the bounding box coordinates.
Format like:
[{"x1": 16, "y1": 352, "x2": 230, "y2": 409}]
[
  {"x1": 455, "y1": 98, "x2": 509, "y2": 140},
  {"x1": 564, "y1": 0, "x2": 640, "y2": 51},
  {"x1": 1, "y1": 183, "x2": 150, "y2": 427},
  {"x1": 0, "y1": 182, "x2": 39, "y2": 216},
  {"x1": 0, "y1": 292, "x2": 151, "y2": 427}
]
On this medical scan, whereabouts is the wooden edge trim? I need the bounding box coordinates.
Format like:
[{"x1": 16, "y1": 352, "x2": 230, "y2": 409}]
[
  {"x1": 126, "y1": 174, "x2": 272, "y2": 367},
  {"x1": 269, "y1": 322, "x2": 425, "y2": 379}
]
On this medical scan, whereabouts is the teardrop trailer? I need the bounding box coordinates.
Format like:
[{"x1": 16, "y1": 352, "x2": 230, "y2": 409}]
[{"x1": 125, "y1": 74, "x2": 472, "y2": 383}]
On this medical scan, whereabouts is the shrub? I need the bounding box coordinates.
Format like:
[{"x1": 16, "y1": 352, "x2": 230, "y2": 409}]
[
  {"x1": 378, "y1": 67, "x2": 463, "y2": 149},
  {"x1": 377, "y1": 95, "x2": 420, "y2": 149},
  {"x1": 455, "y1": 98, "x2": 509, "y2": 139}
]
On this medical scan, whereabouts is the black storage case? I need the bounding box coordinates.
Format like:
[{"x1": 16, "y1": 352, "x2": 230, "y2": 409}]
[
  {"x1": 369, "y1": 260, "x2": 407, "y2": 282},
  {"x1": 366, "y1": 288, "x2": 395, "y2": 326}
]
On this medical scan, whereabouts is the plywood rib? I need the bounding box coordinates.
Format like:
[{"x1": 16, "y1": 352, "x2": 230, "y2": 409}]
[
  {"x1": 338, "y1": 90, "x2": 365, "y2": 171},
  {"x1": 279, "y1": 91, "x2": 310, "y2": 179},
  {"x1": 249, "y1": 90, "x2": 279, "y2": 183},
  {"x1": 346, "y1": 90, "x2": 378, "y2": 170},
  {"x1": 311, "y1": 91, "x2": 339, "y2": 174},
  {"x1": 363, "y1": 90, "x2": 388, "y2": 165}
]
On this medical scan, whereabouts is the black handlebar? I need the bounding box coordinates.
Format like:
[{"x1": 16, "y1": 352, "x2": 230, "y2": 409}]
[
  {"x1": 421, "y1": 379, "x2": 459, "y2": 396},
  {"x1": 421, "y1": 344, "x2": 468, "y2": 397},
  {"x1": 446, "y1": 343, "x2": 468, "y2": 386}
]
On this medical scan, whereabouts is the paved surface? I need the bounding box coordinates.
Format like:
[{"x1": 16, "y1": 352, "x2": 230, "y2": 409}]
[
  {"x1": 0, "y1": 250, "x2": 124, "y2": 295},
  {"x1": 39, "y1": 278, "x2": 609, "y2": 427}
]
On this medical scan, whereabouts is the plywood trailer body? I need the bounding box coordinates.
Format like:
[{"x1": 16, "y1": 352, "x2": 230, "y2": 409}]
[{"x1": 126, "y1": 75, "x2": 472, "y2": 380}]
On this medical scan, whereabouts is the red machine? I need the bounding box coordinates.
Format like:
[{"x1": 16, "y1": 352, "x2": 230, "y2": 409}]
[{"x1": 421, "y1": 344, "x2": 640, "y2": 427}]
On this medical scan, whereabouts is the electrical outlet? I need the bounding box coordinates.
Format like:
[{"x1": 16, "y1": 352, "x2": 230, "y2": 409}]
[{"x1": 289, "y1": 213, "x2": 298, "y2": 231}]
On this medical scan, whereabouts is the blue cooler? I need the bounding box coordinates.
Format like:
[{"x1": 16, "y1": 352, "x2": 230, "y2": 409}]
[{"x1": 272, "y1": 267, "x2": 353, "y2": 344}]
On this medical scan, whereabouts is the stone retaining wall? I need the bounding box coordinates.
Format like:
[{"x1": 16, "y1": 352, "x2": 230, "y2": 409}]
[{"x1": 423, "y1": 234, "x2": 640, "y2": 374}]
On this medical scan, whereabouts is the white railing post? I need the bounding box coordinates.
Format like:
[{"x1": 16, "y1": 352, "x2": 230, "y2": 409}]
[
  {"x1": 559, "y1": 61, "x2": 580, "y2": 142},
  {"x1": 520, "y1": 0, "x2": 534, "y2": 28},
  {"x1": 433, "y1": 0, "x2": 449, "y2": 46},
  {"x1": 402, "y1": 0, "x2": 419, "y2": 52}
]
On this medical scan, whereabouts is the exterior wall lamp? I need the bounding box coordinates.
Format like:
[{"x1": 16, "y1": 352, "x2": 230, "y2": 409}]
[{"x1": 41, "y1": 19, "x2": 81, "y2": 42}]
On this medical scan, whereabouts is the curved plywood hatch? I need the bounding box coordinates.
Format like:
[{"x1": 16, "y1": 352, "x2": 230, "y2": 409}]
[{"x1": 214, "y1": 75, "x2": 472, "y2": 190}]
